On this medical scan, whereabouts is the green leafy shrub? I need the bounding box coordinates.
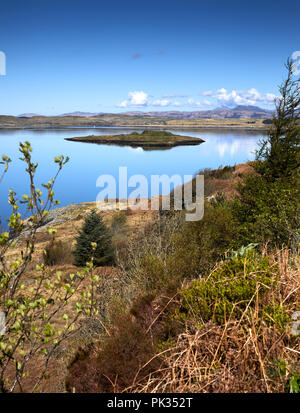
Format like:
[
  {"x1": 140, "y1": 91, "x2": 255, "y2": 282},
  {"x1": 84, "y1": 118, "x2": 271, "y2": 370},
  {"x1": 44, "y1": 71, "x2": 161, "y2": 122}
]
[
  {"x1": 127, "y1": 204, "x2": 239, "y2": 296},
  {"x1": 231, "y1": 174, "x2": 300, "y2": 249},
  {"x1": 210, "y1": 191, "x2": 226, "y2": 206},
  {"x1": 167, "y1": 203, "x2": 238, "y2": 281},
  {"x1": 138, "y1": 254, "x2": 167, "y2": 291},
  {"x1": 289, "y1": 374, "x2": 300, "y2": 393},
  {"x1": 177, "y1": 250, "x2": 278, "y2": 325},
  {"x1": 73, "y1": 210, "x2": 114, "y2": 267},
  {"x1": 0, "y1": 142, "x2": 99, "y2": 393}
]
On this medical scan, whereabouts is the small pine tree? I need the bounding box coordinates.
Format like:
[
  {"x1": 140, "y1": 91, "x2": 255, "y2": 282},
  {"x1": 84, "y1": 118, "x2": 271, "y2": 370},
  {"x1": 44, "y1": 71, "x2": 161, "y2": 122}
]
[
  {"x1": 73, "y1": 209, "x2": 114, "y2": 266},
  {"x1": 255, "y1": 58, "x2": 300, "y2": 180},
  {"x1": 231, "y1": 59, "x2": 300, "y2": 249}
]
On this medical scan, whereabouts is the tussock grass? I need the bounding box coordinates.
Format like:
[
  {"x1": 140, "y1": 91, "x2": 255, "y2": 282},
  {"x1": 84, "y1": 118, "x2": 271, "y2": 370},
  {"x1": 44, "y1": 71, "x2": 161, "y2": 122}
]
[{"x1": 66, "y1": 247, "x2": 299, "y2": 393}]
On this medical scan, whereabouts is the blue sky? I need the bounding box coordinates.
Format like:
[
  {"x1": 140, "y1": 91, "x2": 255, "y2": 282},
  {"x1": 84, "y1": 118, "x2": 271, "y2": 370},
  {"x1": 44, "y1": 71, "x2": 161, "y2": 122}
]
[{"x1": 0, "y1": 0, "x2": 299, "y2": 115}]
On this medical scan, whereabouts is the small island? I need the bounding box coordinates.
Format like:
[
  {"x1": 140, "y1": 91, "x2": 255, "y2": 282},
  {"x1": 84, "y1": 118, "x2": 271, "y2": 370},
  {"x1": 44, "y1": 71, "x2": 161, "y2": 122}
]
[{"x1": 65, "y1": 130, "x2": 204, "y2": 149}]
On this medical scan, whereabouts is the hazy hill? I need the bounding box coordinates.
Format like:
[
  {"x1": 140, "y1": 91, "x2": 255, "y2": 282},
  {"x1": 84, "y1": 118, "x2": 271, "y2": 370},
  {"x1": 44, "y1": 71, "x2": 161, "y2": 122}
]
[
  {"x1": 18, "y1": 113, "x2": 42, "y2": 118},
  {"x1": 0, "y1": 105, "x2": 275, "y2": 130},
  {"x1": 122, "y1": 105, "x2": 273, "y2": 119},
  {"x1": 59, "y1": 111, "x2": 103, "y2": 117},
  {"x1": 14, "y1": 105, "x2": 273, "y2": 121}
]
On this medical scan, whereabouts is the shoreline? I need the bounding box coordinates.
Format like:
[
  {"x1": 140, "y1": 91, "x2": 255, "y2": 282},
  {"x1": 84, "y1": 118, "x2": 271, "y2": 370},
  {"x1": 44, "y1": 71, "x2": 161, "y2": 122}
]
[{"x1": 0, "y1": 124, "x2": 269, "y2": 132}]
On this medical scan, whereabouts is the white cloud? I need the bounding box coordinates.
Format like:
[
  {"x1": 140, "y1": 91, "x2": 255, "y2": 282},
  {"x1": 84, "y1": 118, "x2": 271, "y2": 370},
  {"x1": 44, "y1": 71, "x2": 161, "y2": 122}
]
[
  {"x1": 264, "y1": 93, "x2": 277, "y2": 104},
  {"x1": 187, "y1": 98, "x2": 206, "y2": 107},
  {"x1": 187, "y1": 98, "x2": 195, "y2": 105},
  {"x1": 117, "y1": 87, "x2": 278, "y2": 109},
  {"x1": 205, "y1": 87, "x2": 278, "y2": 107},
  {"x1": 152, "y1": 99, "x2": 170, "y2": 107},
  {"x1": 118, "y1": 100, "x2": 129, "y2": 108},
  {"x1": 117, "y1": 91, "x2": 149, "y2": 107},
  {"x1": 127, "y1": 91, "x2": 148, "y2": 106},
  {"x1": 117, "y1": 92, "x2": 186, "y2": 108}
]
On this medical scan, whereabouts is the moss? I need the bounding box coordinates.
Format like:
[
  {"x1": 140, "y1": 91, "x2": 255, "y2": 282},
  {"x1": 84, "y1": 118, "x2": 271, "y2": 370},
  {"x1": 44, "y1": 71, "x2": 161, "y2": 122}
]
[
  {"x1": 261, "y1": 303, "x2": 291, "y2": 332},
  {"x1": 156, "y1": 337, "x2": 176, "y2": 353},
  {"x1": 176, "y1": 250, "x2": 278, "y2": 325}
]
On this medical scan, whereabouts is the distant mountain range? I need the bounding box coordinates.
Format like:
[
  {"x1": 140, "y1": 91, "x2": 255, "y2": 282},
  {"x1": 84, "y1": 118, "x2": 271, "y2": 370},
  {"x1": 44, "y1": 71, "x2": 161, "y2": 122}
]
[
  {"x1": 59, "y1": 111, "x2": 103, "y2": 117},
  {"x1": 18, "y1": 112, "x2": 101, "y2": 118},
  {"x1": 17, "y1": 105, "x2": 273, "y2": 119},
  {"x1": 121, "y1": 105, "x2": 273, "y2": 119},
  {"x1": 18, "y1": 113, "x2": 42, "y2": 118}
]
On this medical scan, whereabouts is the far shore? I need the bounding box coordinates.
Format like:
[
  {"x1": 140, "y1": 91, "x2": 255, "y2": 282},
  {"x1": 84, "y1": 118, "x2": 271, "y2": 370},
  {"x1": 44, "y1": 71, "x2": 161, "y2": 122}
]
[
  {"x1": 0, "y1": 113, "x2": 271, "y2": 132},
  {"x1": 0, "y1": 124, "x2": 269, "y2": 132}
]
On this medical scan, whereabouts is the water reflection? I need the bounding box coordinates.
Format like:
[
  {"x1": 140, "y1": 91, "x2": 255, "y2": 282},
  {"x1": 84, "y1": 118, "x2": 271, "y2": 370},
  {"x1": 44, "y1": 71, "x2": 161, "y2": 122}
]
[{"x1": 0, "y1": 127, "x2": 264, "y2": 223}]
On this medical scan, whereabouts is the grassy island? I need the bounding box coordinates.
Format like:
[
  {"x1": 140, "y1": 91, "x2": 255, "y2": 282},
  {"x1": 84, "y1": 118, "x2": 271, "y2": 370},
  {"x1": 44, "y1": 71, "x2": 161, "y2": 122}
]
[{"x1": 65, "y1": 130, "x2": 204, "y2": 149}]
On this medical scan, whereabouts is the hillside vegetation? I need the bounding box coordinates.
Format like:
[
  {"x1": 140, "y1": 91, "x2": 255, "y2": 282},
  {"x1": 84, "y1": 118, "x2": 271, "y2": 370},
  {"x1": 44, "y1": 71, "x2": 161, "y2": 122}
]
[
  {"x1": 0, "y1": 60, "x2": 299, "y2": 393},
  {"x1": 0, "y1": 157, "x2": 298, "y2": 392}
]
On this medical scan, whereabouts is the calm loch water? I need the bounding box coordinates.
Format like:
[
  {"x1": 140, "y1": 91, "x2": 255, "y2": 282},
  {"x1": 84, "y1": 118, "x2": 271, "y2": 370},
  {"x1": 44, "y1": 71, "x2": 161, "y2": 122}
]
[{"x1": 0, "y1": 127, "x2": 264, "y2": 223}]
